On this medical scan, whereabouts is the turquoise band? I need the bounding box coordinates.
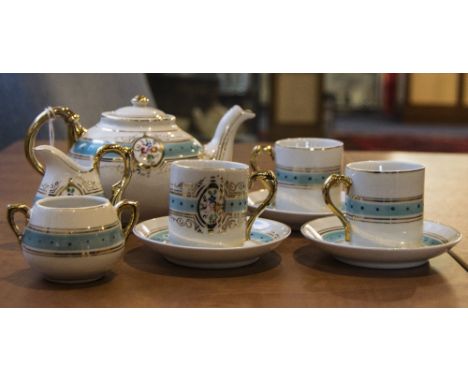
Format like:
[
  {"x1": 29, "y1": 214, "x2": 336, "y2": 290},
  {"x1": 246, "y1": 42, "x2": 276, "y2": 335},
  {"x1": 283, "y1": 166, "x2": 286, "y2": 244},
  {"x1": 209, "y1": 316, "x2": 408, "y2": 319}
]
[
  {"x1": 150, "y1": 229, "x2": 273, "y2": 243},
  {"x1": 169, "y1": 194, "x2": 247, "y2": 213},
  {"x1": 71, "y1": 139, "x2": 202, "y2": 159},
  {"x1": 276, "y1": 169, "x2": 337, "y2": 186},
  {"x1": 22, "y1": 225, "x2": 124, "y2": 252},
  {"x1": 344, "y1": 196, "x2": 423, "y2": 218},
  {"x1": 322, "y1": 229, "x2": 441, "y2": 246}
]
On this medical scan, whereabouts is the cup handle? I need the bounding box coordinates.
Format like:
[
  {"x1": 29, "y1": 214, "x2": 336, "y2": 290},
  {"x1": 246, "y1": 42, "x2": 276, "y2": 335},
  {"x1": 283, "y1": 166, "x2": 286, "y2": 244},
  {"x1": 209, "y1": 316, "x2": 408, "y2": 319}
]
[
  {"x1": 93, "y1": 144, "x2": 133, "y2": 205},
  {"x1": 250, "y1": 144, "x2": 275, "y2": 172},
  {"x1": 322, "y1": 174, "x2": 353, "y2": 241},
  {"x1": 115, "y1": 200, "x2": 140, "y2": 241},
  {"x1": 246, "y1": 170, "x2": 277, "y2": 240},
  {"x1": 6, "y1": 204, "x2": 31, "y2": 243},
  {"x1": 250, "y1": 144, "x2": 275, "y2": 191},
  {"x1": 24, "y1": 106, "x2": 86, "y2": 175}
]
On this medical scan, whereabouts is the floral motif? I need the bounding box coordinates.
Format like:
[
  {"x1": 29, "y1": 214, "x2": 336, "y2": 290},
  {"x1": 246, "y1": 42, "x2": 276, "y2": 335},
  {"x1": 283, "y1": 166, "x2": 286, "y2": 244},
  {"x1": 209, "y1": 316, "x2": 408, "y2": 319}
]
[
  {"x1": 132, "y1": 136, "x2": 164, "y2": 168},
  {"x1": 169, "y1": 175, "x2": 247, "y2": 234}
]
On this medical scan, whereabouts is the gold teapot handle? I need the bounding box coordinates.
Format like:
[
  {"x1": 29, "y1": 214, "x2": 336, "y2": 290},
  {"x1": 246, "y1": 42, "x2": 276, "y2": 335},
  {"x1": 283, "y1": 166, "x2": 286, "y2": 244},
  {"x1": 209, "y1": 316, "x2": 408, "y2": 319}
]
[
  {"x1": 93, "y1": 144, "x2": 133, "y2": 205},
  {"x1": 246, "y1": 170, "x2": 277, "y2": 240},
  {"x1": 115, "y1": 200, "x2": 140, "y2": 241},
  {"x1": 6, "y1": 204, "x2": 31, "y2": 243},
  {"x1": 322, "y1": 174, "x2": 353, "y2": 241},
  {"x1": 24, "y1": 106, "x2": 87, "y2": 175}
]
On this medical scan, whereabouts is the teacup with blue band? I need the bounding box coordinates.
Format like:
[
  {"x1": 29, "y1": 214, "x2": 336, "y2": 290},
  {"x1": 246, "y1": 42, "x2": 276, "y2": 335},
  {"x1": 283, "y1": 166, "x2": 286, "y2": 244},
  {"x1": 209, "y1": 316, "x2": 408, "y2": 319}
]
[
  {"x1": 169, "y1": 160, "x2": 277, "y2": 248},
  {"x1": 322, "y1": 160, "x2": 425, "y2": 248},
  {"x1": 251, "y1": 138, "x2": 343, "y2": 213}
]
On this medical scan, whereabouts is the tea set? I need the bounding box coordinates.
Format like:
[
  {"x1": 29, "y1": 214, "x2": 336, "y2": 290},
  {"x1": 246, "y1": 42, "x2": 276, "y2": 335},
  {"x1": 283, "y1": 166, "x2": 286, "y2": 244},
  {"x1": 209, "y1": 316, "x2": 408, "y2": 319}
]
[{"x1": 6, "y1": 95, "x2": 463, "y2": 282}]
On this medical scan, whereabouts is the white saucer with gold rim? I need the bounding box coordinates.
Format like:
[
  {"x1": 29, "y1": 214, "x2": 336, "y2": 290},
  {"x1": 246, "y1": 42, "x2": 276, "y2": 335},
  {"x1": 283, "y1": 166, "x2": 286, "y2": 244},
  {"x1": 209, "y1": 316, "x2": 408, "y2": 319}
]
[
  {"x1": 248, "y1": 189, "x2": 332, "y2": 230},
  {"x1": 301, "y1": 216, "x2": 462, "y2": 269},
  {"x1": 133, "y1": 216, "x2": 291, "y2": 269}
]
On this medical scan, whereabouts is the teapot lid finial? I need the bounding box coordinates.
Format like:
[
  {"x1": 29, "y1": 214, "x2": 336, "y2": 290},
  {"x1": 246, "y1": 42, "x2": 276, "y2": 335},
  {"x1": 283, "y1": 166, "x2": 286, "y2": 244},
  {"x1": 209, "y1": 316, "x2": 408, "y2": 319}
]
[
  {"x1": 131, "y1": 95, "x2": 150, "y2": 107},
  {"x1": 102, "y1": 95, "x2": 174, "y2": 121}
]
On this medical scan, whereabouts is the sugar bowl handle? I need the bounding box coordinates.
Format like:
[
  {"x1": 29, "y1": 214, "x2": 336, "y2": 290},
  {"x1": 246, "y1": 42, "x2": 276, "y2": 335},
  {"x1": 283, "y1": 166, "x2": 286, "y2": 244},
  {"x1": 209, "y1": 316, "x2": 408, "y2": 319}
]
[
  {"x1": 246, "y1": 170, "x2": 277, "y2": 240},
  {"x1": 322, "y1": 174, "x2": 353, "y2": 241},
  {"x1": 93, "y1": 144, "x2": 133, "y2": 205},
  {"x1": 115, "y1": 200, "x2": 140, "y2": 241},
  {"x1": 6, "y1": 204, "x2": 31, "y2": 243},
  {"x1": 25, "y1": 106, "x2": 86, "y2": 175}
]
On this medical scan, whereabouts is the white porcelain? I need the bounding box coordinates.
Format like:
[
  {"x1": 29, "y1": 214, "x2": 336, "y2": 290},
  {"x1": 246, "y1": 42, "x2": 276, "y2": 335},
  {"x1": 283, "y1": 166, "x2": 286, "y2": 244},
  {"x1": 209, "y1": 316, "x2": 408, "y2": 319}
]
[
  {"x1": 248, "y1": 189, "x2": 332, "y2": 230},
  {"x1": 133, "y1": 216, "x2": 291, "y2": 269},
  {"x1": 324, "y1": 160, "x2": 425, "y2": 248},
  {"x1": 7, "y1": 196, "x2": 138, "y2": 283},
  {"x1": 252, "y1": 138, "x2": 343, "y2": 213},
  {"x1": 301, "y1": 216, "x2": 462, "y2": 269},
  {"x1": 32, "y1": 145, "x2": 130, "y2": 205},
  {"x1": 169, "y1": 160, "x2": 276, "y2": 248},
  {"x1": 26, "y1": 96, "x2": 256, "y2": 220}
]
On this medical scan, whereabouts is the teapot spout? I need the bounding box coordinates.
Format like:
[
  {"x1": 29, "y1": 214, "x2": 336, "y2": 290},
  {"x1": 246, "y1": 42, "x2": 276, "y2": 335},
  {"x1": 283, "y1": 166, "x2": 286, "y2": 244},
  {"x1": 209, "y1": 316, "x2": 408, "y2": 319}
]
[{"x1": 204, "y1": 105, "x2": 255, "y2": 161}]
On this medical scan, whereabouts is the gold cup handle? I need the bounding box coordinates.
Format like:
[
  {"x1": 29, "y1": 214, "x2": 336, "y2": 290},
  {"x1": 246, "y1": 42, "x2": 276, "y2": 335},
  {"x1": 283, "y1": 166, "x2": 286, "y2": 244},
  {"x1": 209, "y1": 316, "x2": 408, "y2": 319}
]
[
  {"x1": 322, "y1": 174, "x2": 353, "y2": 241},
  {"x1": 6, "y1": 204, "x2": 31, "y2": 243},
  {"x1": 250, "y1": 144, "x2": 275, "y2": 173},
  {"x1": 24, "y1": 106, "x2": 87, "y2": 175},
  {"x1": 115, "y1": 200, "x2": 140, "y2": 241},
  {"x1": 246, "y1": 170, "x2": 277, "y2": 240},
  {"x1": 93, "y1": 144, "x2": 133, "y2": 205}
]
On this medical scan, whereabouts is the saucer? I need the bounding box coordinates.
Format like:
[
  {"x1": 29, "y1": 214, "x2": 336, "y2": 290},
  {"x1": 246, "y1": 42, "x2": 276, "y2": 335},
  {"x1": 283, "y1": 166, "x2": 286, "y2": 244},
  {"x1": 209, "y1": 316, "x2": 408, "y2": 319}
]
[
  {"x1": 301, "y1": 216, "x2": 462, "y2": 269},
  {"x1": 248, "y1": 189, "x2": 332, "y2": 230},
  {"x1": 133, "y1": 216, "x2": 291, "y2": 269}
]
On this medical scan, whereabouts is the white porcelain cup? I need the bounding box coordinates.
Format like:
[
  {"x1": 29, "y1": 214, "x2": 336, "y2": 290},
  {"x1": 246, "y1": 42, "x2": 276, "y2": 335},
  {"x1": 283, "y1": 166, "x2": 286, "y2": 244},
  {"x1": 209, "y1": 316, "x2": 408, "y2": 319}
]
[
  {"x1": 322, "y1": 160, "x2": 425, "y2": 248},
  {"x1": 168, "y1": 160, "x2": 277, "y2": 248},
  {"x1": 7, "y1": 196, "x2": 139, "y2": 283},
  {"x1": 250, "y1": 138, "x2": 343, "y2": 212}
]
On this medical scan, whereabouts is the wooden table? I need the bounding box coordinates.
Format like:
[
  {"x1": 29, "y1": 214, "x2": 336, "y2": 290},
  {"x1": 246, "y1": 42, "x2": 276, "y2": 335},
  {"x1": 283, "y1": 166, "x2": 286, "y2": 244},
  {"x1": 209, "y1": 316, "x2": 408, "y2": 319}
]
[{"x1": 1, "y1": 141, "x2": 467, "y2": 307}]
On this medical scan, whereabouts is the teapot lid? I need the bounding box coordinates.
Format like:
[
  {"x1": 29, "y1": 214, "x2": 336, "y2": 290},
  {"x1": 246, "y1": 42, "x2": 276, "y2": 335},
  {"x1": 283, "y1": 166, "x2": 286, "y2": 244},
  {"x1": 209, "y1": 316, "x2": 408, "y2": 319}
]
[{"x1": 102, "y1": 95, "x2": 174, "y2": 121}]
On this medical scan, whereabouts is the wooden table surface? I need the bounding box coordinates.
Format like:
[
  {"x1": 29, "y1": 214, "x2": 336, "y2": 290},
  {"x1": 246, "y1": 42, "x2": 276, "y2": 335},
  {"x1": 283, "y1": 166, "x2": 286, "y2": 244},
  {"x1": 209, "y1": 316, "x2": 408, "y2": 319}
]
[{"x1": 1, "y1": 140, "x2": 467, "y2": 307}]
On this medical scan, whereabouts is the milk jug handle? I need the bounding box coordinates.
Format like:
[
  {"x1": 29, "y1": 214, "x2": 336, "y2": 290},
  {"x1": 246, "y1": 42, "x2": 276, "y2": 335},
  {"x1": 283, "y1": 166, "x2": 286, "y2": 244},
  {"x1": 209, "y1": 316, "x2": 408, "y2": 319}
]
[{"x1": 25, "y1": 106, "x2": 86, "y2": 175}]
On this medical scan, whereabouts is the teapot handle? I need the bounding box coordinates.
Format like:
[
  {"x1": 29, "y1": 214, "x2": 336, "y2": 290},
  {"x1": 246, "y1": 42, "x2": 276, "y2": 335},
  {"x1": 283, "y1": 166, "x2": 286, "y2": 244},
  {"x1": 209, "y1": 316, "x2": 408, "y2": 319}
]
[
  {"x1": 24, "y1": 106, "x2": 87, "y2": 175},
  {"x1": 93, "y1": 144, "x2": 133, "y2": 205}
]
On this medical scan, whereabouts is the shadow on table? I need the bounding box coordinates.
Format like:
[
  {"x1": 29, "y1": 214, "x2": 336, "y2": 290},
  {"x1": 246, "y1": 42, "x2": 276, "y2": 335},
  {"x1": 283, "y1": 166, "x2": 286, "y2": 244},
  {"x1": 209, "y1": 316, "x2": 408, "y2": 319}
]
[
  {"x1": 293, "y1": 244, "x2": 457, "y2": 305},
  {"x1": 294, "y1": 243, "x2": 438, "y2": 278},
  {"x1": 124, "y1": 247, "x2": 281, "y2": 279},
  {"x1": 2, "y1": 268, "x2": 116, "y2": 290}
]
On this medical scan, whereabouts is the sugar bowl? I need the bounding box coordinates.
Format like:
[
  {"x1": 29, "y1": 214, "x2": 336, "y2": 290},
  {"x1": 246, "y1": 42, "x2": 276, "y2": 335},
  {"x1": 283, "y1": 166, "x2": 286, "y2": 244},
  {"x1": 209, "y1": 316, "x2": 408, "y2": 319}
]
[{"x1": 7, "y1": 195, "x2": 139, "y2": 283}]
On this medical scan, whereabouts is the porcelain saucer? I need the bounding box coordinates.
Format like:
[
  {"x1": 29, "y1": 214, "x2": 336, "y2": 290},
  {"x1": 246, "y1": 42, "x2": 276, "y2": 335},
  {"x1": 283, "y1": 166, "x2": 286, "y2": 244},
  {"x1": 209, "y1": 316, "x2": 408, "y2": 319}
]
[
  {"x1": 248, "y1": 189, "x2": 332, "y2": 230},
  {"x1": 300, "y1": 216, "x2": 462, "y2": 269},
  {"x1": 133, "y1": 216, "x2": 291, "y2": 269}
]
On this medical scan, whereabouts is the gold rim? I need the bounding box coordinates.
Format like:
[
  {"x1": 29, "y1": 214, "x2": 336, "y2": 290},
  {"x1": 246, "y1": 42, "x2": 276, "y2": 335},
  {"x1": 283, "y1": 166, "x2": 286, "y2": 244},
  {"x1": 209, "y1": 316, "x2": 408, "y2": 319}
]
[{"x1": 276, "y1": 138, "x2": 343, "y2": 151}]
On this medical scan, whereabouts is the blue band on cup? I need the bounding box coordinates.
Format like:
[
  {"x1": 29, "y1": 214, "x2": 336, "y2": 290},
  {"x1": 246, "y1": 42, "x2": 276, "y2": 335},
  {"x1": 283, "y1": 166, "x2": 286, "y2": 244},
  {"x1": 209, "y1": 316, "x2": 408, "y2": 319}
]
[
  {"x1": 276, "y1": 165, "x2": 341, "y2": 187},
  {"x1": 344, "y1": 195, "x2": 424, "y2": 223},
  {"x1": 169, "y1": 194, "x2": 247, "y2": 213}
]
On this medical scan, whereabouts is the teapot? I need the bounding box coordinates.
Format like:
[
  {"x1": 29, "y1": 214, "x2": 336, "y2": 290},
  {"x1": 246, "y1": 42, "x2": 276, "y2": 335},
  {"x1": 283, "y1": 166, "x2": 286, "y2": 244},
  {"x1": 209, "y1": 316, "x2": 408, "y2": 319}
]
[
  {"x1": 32, "y1": 144, "x2": 132, "y2": 205},
  {"x1": 25, "y1": 95, "x2": 255, "y2": 219}
]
